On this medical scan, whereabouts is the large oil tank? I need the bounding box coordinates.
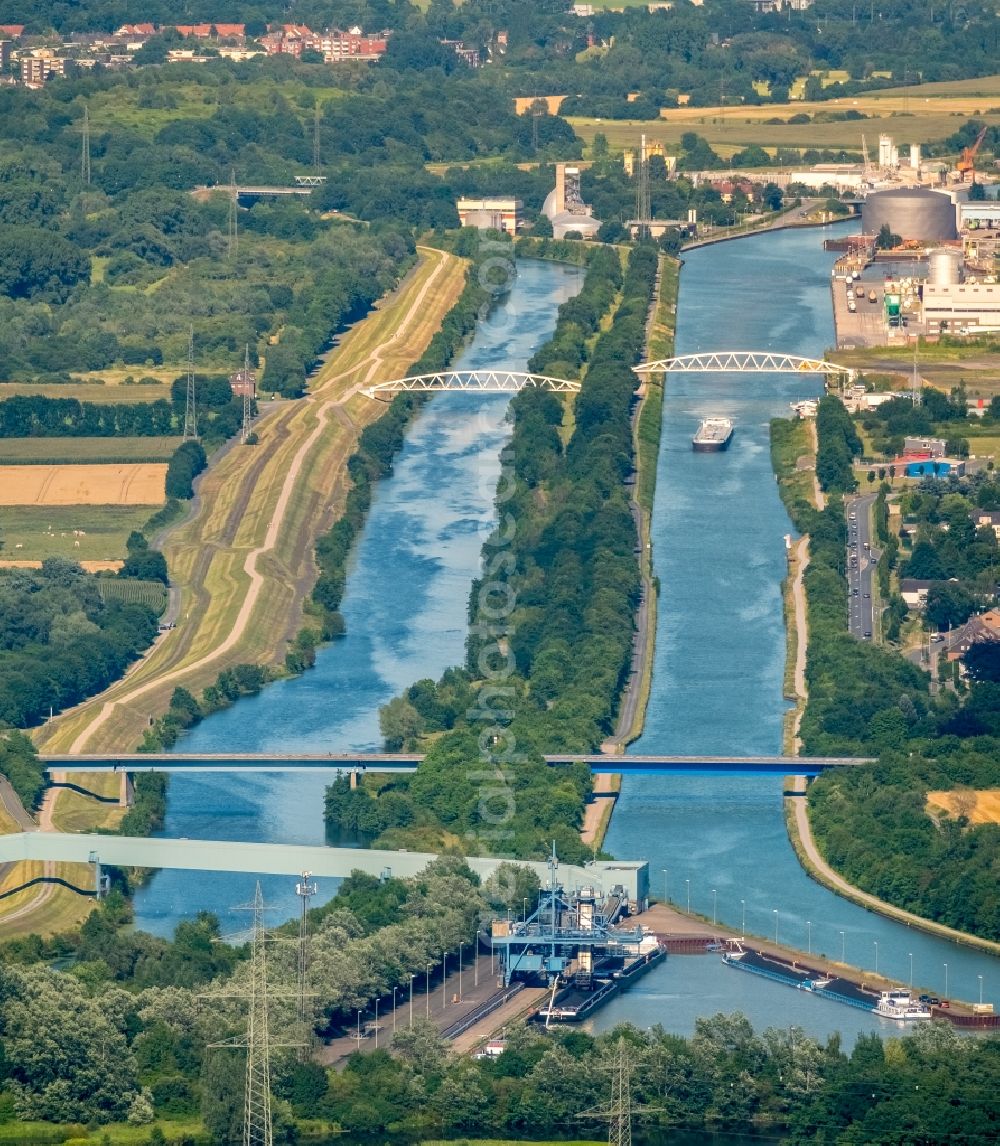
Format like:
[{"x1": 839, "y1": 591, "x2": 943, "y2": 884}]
[
  {"x1": 927, "y1": 248, "x2": 963, "y2": 285},
  {"x1": 862, "y1": 188, "x2": 957, "y2": 241}
]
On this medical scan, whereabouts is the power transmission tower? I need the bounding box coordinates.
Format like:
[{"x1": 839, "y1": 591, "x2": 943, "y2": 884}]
[
  {"x1": 579, "y1": 1037, "x2": 658, "y2": 1146},
  {"x1": 911, "y1": 340, "x2": 921, "y2": 406},
  {"x1": 295, "y1": 871, "x2": 318, "y2": 1056},
  {"x1": 634, "y1": 134, "x2": 651, "y2": 241},
  {"x1": 81, "y1": 104, "x2": 91, "y2": 186},
  {"x1": 228, "y1": 168, "x2": 239, "y2": 260},
  {"x1": 241, "y1": 343, "x2": 254, "y2": 443},
  {"x1": 183, "y1": 328, "x2": 198, "y2": 441},
  {"x1": 313, "y1": 104, "x2": 321, "y2": 170}
]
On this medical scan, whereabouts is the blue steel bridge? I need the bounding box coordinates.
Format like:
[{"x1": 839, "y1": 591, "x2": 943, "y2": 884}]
[{"x1": 41, "y1": 753, "x2": 872, "y2": 778}]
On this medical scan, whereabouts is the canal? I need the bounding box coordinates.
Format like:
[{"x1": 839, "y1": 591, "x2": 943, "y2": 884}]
[{"x1": 136, "y1": 235, "x2": 1000, "y2": 1046}]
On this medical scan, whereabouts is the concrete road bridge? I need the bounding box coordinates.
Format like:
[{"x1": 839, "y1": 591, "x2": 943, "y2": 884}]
[
  {"x1": 362, "y1": 371, "x2": 580, "y2": 400},
  {"x1": 0, "y1": 832, "x2": 649, "y2": 902},
  {"x1": 634, "y1": 352, "x2": 855, "y2": 380},
  {"x1": 42, "y1": 753, "x2": 872, "y2": 777}
]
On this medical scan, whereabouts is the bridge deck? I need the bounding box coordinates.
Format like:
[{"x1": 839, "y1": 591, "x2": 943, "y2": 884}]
[
  {"x1": 41, "y1": 753, "x2": 871, "y2": 775},
  {"x1": 0, "y1": 832, "x2": 646, "y2": 896}
]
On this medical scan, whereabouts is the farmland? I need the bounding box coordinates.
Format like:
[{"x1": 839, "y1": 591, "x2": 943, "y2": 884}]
[
  {"x1": 0, "y1": 436, "x2": 182, "y2": 464},
  {"x1": 0, "y1": 504, "x2": 156, "y2": 562},
  {"x1": 0, "y1": 463, "x2": 167, "y2": 506},
  {"x1": 927, "y1": 789, "x2": 1000, "y2": 824},
  {"x1": 0, "y1": 381, "x2": 171, "y2": 404}
]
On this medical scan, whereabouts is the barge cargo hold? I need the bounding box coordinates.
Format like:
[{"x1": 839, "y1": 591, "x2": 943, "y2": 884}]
[
  {"x1": 723, "y1": 947, "x2": 879, "y2": 1014},
  {"x1": 532, "y1": 942, "x2": 666, "y2": 1023},
  {"x1": 693, "y1": 417, "x2": 735, "y2": 452}
]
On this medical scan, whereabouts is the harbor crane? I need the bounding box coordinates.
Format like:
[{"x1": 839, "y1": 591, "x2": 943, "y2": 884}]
[{"x1": 956, "y1": 125, "x2": 989, "y2": 183}]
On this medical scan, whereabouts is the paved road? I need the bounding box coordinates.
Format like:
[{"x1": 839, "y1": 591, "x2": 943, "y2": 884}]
[{"x1": 845, "y1": 493, "x2": 878, "y2": 641}]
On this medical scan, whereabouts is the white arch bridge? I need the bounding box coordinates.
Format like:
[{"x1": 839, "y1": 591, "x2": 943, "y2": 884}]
[
  {"x1": 634, "y1": 352, "x2": 855, "y2": 380},
  {"x1": 363, "y1": 371, "x2": 580, "y2": 400}
]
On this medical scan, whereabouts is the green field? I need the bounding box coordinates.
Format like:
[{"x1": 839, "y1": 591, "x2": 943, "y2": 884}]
[
  {"x1": 0, "y1": 505, "x2": 157, "y2": 564},
  {"x1": 96, "y1": 577, "x2": 169, "y2": 614},
  {"x1": 0, "y1": 436, "x2": 183, "y2": 464}
]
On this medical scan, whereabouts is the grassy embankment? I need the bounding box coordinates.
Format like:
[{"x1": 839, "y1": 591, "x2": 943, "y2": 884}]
[
  {"x1": 770, "y1": 417, "x2": 819, "y2": 754},
  {"x1": 831, "y1": 342, "x2": 1000, "y2": 399},
  {"x1": 0, "y1": 248, "x2": 466, "y2": 936},
  {"x1": 569, "y1": 73, "x2": 1000, "y2": 159}
]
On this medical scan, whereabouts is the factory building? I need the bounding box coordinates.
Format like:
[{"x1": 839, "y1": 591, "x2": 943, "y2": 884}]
[
  {"x1": 456, "y1": 197, "x2": 522, "y2": 233},
  {"x1": 542, "y1": 163, "x2": 601, "y2": 240}
]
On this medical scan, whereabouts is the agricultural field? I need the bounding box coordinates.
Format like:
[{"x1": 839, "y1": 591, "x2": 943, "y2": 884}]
[
  {"x1": 0, "y1": 436, "x2": 182, "y2": 464},
  {"x1": 0, "y1": 463, "x2": 167, "y2": 506},
  {"x1": 96, "y1": 577, "x2": 169, "y2": 615},
  {"x1": 0, "y1": 505, "x2": 156, "y2": 562},
  {"x1": 927, "y1": 788, "x2": 1000, "y2": 824},
  {"x1": 0, "y1": 381, "x2": 172, "y2": 404}
]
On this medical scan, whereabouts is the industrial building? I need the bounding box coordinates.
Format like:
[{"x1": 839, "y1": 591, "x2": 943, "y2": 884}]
[
  {"x1": 542, "y1": 164, "x2": 601, "y2": 240},
  {"x1": 861, "y1": 187, "x2": 958, "y2": 242},
  {"x1": 455, "y1": 197, "x2": 522, "y2": 233}
]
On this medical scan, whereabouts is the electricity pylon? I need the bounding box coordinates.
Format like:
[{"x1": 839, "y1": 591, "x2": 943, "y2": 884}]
[
  {"x1": 241, "y1": 343, "x2": 253, "y2": 443},
  {"x1": 579, "y1": 1037, "x2": 659, "y2": 1146},
  {"x1": 183, "y1": 328, "x2": 198, "y2": 441},
  {"x1": 296, "y1": 871, "x2": 318, "y2": 1057},
  {"x1": 81, "y1": 104, "x2": 91, "y2": 186}
]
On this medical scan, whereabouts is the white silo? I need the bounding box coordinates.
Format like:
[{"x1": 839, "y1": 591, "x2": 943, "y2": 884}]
[
  {"x1": 879, "y1": 134, "x2": 895, "y2": 169},
  {"x1": 910, "y1": 143, "x2": 921, "y2": 169}
]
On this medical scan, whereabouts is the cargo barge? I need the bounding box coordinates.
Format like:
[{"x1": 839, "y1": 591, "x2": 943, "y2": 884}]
[
  {"x1": 532, "y1": 939, "x2": 666, "y2": 1023},
  {"x1": 693, "y1": 417, "x2": 735, "y2": 452}
]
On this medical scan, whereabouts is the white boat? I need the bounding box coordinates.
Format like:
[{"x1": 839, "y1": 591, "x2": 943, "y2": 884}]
[{"x1": 874, "y1": 989, "x2": 932, "y2": 1021}]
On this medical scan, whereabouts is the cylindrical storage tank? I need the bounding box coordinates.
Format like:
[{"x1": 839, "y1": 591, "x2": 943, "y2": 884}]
[
  {"x1": 927, "y1": 248, "x2": 963, "y2": 285},
  {"x1": 862, "y1": 188, "x2": 957, "y2": 241},
  {"x1": 910, "y1": 143, "x2": 921, "y2": 169}
]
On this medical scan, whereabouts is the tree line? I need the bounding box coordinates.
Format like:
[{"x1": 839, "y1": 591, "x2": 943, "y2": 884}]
[
  {"x1": 333, "y1": 243, "x2": 658, "y2": 864},
  {"x1": 0, "y1": 558, "x2": 159, "y2": 731}
]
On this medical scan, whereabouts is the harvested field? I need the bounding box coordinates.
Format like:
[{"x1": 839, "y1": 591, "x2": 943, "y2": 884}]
[
  {"x1": 0, "y1": 382, "x2": 171, "y2": 404},
  {"x1": 0, "y1": 436, "x2": 182, "y2": 464},
  {"x1": 0, "y1": 463, "x2": 167, "y2": 505},
  {"x1": 927, "y1": 789, "x2": 1000, "y2": 824},
  {"x1": 0, "y1": 504, "x2": 154, "y2": 562}
]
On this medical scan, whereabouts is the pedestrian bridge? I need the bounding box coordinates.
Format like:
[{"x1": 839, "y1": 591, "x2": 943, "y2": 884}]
[
  {"x1": 0, "y1": 832, "x2": 648, "y2": 900},
  {"x1": 41, "y1": 753, "x2": 872, "y2": 777},
  {"x1": 362, "y1": 371, "x2": 580, "y2": 400},
  {"x1": 634, "y1": 352, "x2": 854, "y2": 380}
]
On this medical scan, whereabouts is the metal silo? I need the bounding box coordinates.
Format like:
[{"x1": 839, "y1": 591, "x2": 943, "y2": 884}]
[
  {"x1": 861, "y1": 188, "x2": 957, "y2": 241},
  {"x1": 927, "y1": 248, "x2": 963, "y2": 285}
]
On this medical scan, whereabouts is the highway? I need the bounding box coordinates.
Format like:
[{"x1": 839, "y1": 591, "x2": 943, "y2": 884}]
[{"x1": 846, "y1": 492, "x2": 879, "y2": 641}]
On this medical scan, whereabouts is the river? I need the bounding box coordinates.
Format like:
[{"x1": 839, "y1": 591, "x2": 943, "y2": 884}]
[{"x1": 137, "y1": 235, "x2": 1000, "y2": 1047}]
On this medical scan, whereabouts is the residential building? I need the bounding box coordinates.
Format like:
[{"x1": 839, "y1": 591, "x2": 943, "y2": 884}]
[
  {"x1": 944, "y1": 609, "x2": 1000, "y2": 661},
  {"x1": 323, "y1": 28, "x2": 389, "y2": 62},
  {"x1": 21, "y1": 53, "x2": 65, "y2": 87},
  {"x1": 0, "y1": 25, "x2": 25, "y2": 38},
  {"x1": 441, "y1": 40, "x2": 480, "y2": 68},
  {"x1": 0, "y1": 40, "x2": 11, "y2": 72},
  {"x1": 899, "y1": 579, "x2": 940, "y2": 609},
  {"x1": 971, "y1": 509, "x2": 1000, "y2": 539},
  {"x1": 456, "y1": 197, "x2": 521, "y2": 233},
  {"x1": 229, "y1": 368, "x2": 257, "y2": 399}
]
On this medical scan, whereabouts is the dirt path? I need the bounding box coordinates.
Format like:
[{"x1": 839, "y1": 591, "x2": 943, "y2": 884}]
[
  {"x1": 789, "y1": 536, "x2": 810, "y2": 750},
  {"x1": 807, "y1": 420, "x2": 825, "y2": 510},
  {"x1": 56, "y1": 248, "x2": 459, "y2": 756}
]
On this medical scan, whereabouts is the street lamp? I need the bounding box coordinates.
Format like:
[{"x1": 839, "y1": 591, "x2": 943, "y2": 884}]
[
  {"x1": 740, "y1": 899, "x2": 746, "y2": 939},
  {"x1": 685, "y1": 879, "x2": 691, "y2": 914},
  {"x1": 712, "y1": 888, "x2": 717, "y2": 926},
  {"x1": 442, "y1": 953, "x2": 448, "y2": 1009},
  {"x1": 425, "y1": 963, "x2": 432, "y2": 1020},
  {"x1": 873, "y1": 940, "x2": 879, "y2": 976},
  {"x1": 459, "y1": 943, "x2": 464, "y2": 1001},
  {"x1": 662, "y1": 868, "x2": 668, "y2": 904},
  {"x1": 392, "y1": 986, "x2": 398, "y2": 1033},
  {"x1": 979, "y1": 975, "x2": 984, "y2": 1004},
  {"x1": 943, "y1": 963, "x2": 949, "y2": 998},
  {"x1": 806, "y1": 921, "x2": 812, "y2": 955},
  {"x1": 840, "y1": 931, "x2": 846, "y2": 963},
  {"x1": 356, "y1": 1009, "x2": 362, "y2": 1048},
  {"x1": 908, "y1": 953, "x2": 913, "y2": 988},
  {"x1": 409, "y1": 974, "x2": 416, "y2": 1028},
  {"x1": 523, "y1": 897, "x2": 528, "y2": 922},
  {"x1": 374, "y1": 998, "x2": 379, "y2": 1049},
  {"x1": 773, "y1": 909, "x2": 779, "y2": 945}
]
